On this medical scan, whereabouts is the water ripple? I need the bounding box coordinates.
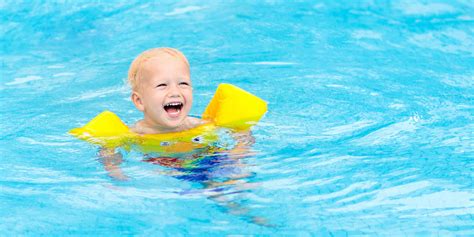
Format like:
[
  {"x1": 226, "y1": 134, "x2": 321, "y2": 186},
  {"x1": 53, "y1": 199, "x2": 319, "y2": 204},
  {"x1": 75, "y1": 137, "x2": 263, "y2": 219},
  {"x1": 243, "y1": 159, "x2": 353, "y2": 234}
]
[{"x1": 330, "y1": 181, "x2": 433, "y2": 212}]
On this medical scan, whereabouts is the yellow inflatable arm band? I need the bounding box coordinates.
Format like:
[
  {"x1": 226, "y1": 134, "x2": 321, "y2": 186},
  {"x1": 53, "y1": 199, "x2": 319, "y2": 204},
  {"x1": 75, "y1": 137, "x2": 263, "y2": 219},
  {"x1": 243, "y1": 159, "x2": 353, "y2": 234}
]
[{"x1": 69, "y1": 84, "x2": 267, "y2": 153}]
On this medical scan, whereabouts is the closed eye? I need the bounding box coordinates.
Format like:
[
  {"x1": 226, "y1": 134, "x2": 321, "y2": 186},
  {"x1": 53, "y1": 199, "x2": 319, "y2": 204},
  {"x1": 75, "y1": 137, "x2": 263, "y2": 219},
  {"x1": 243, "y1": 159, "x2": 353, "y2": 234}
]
[
  {"x1": 179, "y1": 82, "x2": 190, "y2": 86},
  {"x1": 156, "y1": 83, "x2": 166, "y2": 88}
]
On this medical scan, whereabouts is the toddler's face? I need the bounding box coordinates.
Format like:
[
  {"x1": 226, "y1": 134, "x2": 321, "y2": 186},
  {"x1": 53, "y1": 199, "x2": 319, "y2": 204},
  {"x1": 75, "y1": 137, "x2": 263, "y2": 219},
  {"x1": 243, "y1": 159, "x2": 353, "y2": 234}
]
[{"x1": 134, "y1": 54, "x2": 193, "y2": 130}]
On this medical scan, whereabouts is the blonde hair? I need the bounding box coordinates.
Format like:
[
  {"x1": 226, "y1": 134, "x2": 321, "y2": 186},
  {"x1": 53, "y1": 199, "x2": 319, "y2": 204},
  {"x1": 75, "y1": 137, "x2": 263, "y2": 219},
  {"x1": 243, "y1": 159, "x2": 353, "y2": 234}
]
[{"x1": 128, "y1": 47, "x2": 190, "y2": 91}]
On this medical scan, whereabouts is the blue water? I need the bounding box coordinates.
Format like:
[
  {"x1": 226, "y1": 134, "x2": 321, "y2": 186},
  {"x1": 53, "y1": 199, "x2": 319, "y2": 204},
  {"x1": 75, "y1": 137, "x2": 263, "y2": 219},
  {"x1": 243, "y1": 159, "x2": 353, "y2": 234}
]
[{"x1": 1, "y1": 1, "x2": 473, "y2": 235}]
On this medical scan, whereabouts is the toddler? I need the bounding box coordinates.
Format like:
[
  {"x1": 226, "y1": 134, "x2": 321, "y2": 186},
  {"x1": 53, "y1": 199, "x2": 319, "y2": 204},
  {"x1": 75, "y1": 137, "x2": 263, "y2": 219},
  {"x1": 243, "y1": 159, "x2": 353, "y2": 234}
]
[{"x1": 127, "y1": 48, "x2": 205, "y2": 134}]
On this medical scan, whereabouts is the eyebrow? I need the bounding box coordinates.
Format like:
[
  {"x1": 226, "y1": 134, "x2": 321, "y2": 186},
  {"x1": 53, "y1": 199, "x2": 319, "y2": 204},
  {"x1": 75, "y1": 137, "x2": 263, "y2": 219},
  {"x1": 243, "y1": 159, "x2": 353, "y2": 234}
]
[{"x1": 151, "y1": 77, "x2": 191, "y2": 83}]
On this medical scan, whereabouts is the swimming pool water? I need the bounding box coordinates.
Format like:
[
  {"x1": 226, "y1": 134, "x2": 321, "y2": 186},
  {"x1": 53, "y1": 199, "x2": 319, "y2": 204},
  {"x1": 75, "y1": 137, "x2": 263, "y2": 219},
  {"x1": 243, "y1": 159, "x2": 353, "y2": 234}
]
[{"x1": 1, "y1": 0, "x2": 473, "y2": 235}]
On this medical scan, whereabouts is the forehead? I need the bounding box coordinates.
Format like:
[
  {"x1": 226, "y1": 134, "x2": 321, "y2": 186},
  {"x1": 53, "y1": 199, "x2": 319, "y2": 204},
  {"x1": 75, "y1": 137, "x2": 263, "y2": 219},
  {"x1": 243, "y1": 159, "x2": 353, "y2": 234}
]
[{"x1": 143, "y1": 54, "x2": 189, "y2": 73}]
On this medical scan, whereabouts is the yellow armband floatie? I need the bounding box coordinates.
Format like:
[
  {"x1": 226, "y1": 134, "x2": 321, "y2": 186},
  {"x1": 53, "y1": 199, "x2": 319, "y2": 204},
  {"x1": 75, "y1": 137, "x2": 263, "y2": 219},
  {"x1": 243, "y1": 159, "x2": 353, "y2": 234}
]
[{"x1": 69, "y1": 83, "x2": 267, "y2": 153}]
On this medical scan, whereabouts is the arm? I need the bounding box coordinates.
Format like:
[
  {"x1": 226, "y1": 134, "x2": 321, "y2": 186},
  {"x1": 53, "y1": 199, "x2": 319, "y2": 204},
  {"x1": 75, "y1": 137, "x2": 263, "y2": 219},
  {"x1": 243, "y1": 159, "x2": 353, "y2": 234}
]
[
  {"x1": 230, "y1": 129, "x2": 256, "y2": 155},
  {"x1": 99, "y1": 148, "x2": 129, "y2": 181},
  {"x1": 204, "y1": 129, "x2": 256, "y2": 186},
  {"x1": 206, "y1": 130, "x2": 273, "y2": 227}
]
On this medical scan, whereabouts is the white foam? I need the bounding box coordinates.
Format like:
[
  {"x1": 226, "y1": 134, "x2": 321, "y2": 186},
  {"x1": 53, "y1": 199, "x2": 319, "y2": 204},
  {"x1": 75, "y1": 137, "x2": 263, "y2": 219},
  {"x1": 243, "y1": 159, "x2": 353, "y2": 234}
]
[
  {"x1": 165, "y1": 6, "x2": 204, "y2": 16},
  {"x1": 458, "y1": 15, "x2": 474, "y2": 21},
  {"x1": 252, "y1": 61, "x2": 296, "y2": 65},
  {"x1": 5, "y1": 75, "x2": 42, "y2": 85},
  {"x1": 62, "y1": 85, "x2": 128, "y2": 102},
  {"x1": 396, "y1": 190, "x2": 474, "y2": 210},
  {"x1": 354, "y1": 116, "x2": 421, "y2": 146},
  {"x1": 322, "y1": 120, "x2": 376, "y2": 136},
  {"x1": 329, "y1": 181, "x2": 433, "y2": 212},
  {"x1": 260, "y1": 177, "x2": 300, "y2": 190},
  {"x1": 357, "y1": 42, "x2": 381, "y2": 51},
  {"x1": 308, "y1": 155, "x2": 367, "y2": 168},
  {"x1": 294, "y1": 176, "x2": 344, "y2": 189},
  {"x1": 53, "y1": 72, "x2": 76, "y2": 77},
  {"x1": 429, "y1": 207, "x2": 474, "y2": 217},
  {"x1": 17, "y1": 137, "x2": 72, "y2": 147},
  {"x1": 303, "y1": 181, "x2": 377, "y2": 202},
  {"x1": 396, "y1": 1, "x2": 457, "y2": 16},
  {"x1": 441, "y1": 74, "x2": 474, "y2": 88},
  {"x1": 352, "y1": 30, "x2": 382, "y2": 40},
  {"x1": 409, "y1": 28, "x2": 473, "y2": 55},
  {"x1": 389, "y1": 103, "x2": 406, "y2": 109},
  {"x1": 47, "y1": 64, "x2": 65, "y2": 69},
  {"x1": 313, "y1": 3, "x2": 325, "y2": 10}
]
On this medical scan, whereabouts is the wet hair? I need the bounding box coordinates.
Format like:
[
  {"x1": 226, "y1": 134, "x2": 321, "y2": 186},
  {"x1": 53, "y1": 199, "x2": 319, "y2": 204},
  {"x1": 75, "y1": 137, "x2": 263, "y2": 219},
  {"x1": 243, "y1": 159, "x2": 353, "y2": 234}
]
[{"x1": 127, "y1": 47, "x2": 190, "y2": 91}]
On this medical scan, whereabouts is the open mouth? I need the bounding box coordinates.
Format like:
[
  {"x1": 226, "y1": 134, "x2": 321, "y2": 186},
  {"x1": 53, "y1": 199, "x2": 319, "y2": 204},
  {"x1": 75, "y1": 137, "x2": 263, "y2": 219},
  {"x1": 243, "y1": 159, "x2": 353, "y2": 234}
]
[{"x1": 163, "y1": 102, "x2": 183, "y2": 117}]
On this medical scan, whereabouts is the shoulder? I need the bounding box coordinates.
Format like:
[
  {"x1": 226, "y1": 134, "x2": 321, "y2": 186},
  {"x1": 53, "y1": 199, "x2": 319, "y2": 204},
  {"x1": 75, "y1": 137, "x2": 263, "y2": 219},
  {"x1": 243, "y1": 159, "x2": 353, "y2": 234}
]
[
  {"x1": 130, "y1": 120, "x2": 153, "y2": 134},
  {"x1": 129, "y1": 121, "x2": 141, "y2": 134},
  {"x1": 184, "y1": 116, "x2": 208, "y2": 129},
  {"x1": 187, "y1": 116, "x2": 206, "y2": 125}
]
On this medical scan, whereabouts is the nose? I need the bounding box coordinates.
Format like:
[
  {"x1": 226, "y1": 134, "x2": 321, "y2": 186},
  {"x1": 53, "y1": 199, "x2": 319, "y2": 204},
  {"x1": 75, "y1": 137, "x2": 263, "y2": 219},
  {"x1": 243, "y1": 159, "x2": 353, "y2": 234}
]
[{"x1": 167, "y1": 84, "x2": 181, "y2": 98}]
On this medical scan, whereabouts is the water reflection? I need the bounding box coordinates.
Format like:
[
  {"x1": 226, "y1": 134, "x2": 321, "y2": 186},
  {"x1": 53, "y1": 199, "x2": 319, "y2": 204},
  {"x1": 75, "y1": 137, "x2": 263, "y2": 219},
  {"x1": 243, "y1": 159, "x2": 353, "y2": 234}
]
[{"x1": 99, "y1": 131, "x2": 272, "y2": 227}]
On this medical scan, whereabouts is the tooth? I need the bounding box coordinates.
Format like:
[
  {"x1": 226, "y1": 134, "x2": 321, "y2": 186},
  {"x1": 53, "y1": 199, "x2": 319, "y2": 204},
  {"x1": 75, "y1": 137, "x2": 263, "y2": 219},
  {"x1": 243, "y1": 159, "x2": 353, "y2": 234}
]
[{"x1": 165, "y1": 102, "x2": 183, "y2": 107}]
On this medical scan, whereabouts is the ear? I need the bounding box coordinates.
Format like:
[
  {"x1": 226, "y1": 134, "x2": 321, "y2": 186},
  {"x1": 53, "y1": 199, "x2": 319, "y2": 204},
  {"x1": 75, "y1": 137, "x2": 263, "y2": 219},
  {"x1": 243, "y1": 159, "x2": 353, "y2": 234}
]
[{"x1": 131, "y1": 91, "x2": 145, "y2": 112}]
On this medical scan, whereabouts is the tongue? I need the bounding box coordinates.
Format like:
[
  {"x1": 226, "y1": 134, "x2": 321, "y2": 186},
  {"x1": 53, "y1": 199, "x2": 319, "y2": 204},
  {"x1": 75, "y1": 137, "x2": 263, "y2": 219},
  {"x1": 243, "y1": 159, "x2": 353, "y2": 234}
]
[{"x1": 166, "y1": 107, "x2": 180, "y2": 118}]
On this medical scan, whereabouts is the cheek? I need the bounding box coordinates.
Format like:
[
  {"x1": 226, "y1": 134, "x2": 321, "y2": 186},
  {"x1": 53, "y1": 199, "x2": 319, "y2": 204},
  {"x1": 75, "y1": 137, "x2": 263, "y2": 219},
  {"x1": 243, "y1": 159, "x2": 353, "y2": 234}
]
[
  {"x1": 186, "y1": 91, "x2": 193, "y2": 105},
  {"x1": 182, "y1": 88, "x2": 192, "y2": 99},
  {"x1": 149, "y1": 91, "x2": 165, "y2": 101},
  {"x1": 145, "y1": 93, "x2": 165, "y2": 109}
]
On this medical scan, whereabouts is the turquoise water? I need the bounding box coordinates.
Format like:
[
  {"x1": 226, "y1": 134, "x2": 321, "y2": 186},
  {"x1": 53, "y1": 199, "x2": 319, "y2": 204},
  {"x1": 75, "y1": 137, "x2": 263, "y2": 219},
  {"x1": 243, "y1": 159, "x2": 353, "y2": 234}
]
[{"x1": 1, "y1": 1, "x2": 473, "y2": 235}]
